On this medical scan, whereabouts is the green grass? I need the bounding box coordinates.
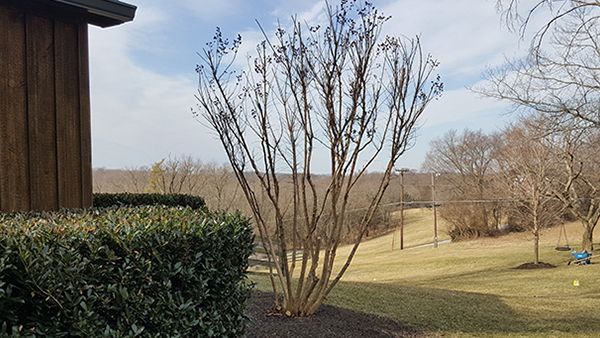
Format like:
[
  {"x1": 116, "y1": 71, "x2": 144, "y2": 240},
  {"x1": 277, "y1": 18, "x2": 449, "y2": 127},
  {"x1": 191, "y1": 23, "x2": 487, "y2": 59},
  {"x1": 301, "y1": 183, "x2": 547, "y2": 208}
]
[
  {"x1": 389, "y1": 207, "x2": 452, "y2": 249},
  {"x1": 250, "y1": 211, "x2": 600, "y2": 337}
]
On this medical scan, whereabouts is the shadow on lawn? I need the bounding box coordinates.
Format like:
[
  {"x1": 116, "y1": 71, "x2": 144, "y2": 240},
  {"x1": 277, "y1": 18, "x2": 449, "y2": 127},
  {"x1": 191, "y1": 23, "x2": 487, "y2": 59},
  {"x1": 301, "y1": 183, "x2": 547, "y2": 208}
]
[{"x1": 325, "y1": 280, "x2": 600, "y2": 336}]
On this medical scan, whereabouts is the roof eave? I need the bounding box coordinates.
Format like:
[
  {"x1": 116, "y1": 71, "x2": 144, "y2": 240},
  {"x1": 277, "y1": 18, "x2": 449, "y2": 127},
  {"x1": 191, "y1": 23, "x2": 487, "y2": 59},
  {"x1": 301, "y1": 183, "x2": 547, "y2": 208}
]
[{"x1": 52, "y1": 0, "x2": 136, "y2": 27}]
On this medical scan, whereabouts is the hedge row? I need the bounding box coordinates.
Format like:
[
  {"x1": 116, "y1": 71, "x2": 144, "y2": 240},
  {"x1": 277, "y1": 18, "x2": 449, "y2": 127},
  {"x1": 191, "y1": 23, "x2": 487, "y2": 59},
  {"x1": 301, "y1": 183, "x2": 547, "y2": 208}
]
[
  {"x1": 93, "y1": 193, "x2": 206, "y2": 210},
  {"x1": 0, "y1": 206, "x2": 253, "y2": 337}
]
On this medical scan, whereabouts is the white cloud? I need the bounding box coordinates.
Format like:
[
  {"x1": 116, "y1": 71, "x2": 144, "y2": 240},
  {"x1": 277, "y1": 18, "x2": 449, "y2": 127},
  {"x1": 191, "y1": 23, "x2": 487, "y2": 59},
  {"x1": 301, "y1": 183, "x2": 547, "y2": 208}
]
[
  {"x1": 296, "y1": 1, "x2": 327, "y2": 26},
  {"x1": 87, "y1": 0, "x2": 529, "y2": 170},
  {"x1": 381, "y1": 0, "x2": 523, "y2": 85},
  {"x1": 179, "y1": 0, "x2": 240, "y2": 23},
  {"x1": 88, "y1": 25, "x2": 227, "y2": 168},
  {"x1": 421, "y1": 86, "x2": 511, "y2": 129}
]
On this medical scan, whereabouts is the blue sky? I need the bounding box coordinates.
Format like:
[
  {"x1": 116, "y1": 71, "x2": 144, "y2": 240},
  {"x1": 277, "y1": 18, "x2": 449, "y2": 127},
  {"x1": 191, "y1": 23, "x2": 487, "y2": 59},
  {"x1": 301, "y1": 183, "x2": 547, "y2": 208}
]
[{"x1": 88, "y1": 0, "x2": 541, "y2": 171}]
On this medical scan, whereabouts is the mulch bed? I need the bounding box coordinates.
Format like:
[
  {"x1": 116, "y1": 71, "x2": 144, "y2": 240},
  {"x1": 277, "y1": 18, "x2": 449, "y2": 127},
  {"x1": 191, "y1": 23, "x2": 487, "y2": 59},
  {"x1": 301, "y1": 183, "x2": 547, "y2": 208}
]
[
  {"x1": 513, "y1": 262, "x2": 557, "y2": 269},
  {"x1": 244, "y1": 291, "x2": 428, "y2": 338}
]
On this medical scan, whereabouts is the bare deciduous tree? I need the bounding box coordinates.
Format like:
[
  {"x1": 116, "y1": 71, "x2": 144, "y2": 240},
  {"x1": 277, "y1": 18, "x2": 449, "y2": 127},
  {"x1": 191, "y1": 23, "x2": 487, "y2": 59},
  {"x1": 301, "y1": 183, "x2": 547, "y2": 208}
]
[
  {"x1": 123, "y1": 166, "x2": 149, "y2": 193},
  {"x1": 159, "y1": 154, "x2": 208, "y2": 195},
  {"x1": 480, "y1": 4, "x2": 600, "y2": 250},
  {"x1": 478, "y1": 10, "x2": 600, "y2": 128},
  {"x1": 495, "y1": 0, "x2": 600, "y2": 48},
  {"x1": 422, "y1": 129, "x2": 502, "y2": 239},
  {"x1": 203, "y1": 162, "x2": 240, "y2": 211},
  {"x1": 547, "y1": 126, "x2": 600, "y2": 251},
  {"x1": 194, "y1": 1, "x2": 442, "y2": 316},
  {"x1": 498, "y1": 117, "x2": 564, "y2": 264},
  {"x1": 93, "y1": 166, "x2": 149, "y2": 193}
]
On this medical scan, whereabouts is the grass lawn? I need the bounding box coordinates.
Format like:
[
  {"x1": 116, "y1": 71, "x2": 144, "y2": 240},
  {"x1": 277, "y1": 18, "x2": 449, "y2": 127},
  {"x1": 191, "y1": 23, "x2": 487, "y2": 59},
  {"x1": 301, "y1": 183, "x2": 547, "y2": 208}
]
[{"x1": 249, "y1": 208, "x2": 600, "y2": 338}]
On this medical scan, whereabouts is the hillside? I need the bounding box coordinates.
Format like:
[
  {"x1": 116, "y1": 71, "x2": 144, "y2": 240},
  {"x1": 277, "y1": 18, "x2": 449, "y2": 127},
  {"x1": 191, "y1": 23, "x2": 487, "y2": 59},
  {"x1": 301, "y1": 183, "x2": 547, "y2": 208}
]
[{"x1": 250, "y1": 210, "x2": 600, "y2": 337}]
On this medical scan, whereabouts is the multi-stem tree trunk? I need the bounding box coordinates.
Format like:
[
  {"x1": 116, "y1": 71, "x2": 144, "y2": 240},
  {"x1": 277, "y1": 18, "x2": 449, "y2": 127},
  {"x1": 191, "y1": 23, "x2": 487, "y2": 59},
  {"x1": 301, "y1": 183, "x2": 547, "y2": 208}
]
[
  {"x1": 581, "y1": 221, "x2": 596, "y2": 252},
  {"x1": 562, "y1": 212, "x2": 599, "y2": 252},
  {"x1": 569, "y1": 206, "x2": 600, "y2": 252},
  {"x1": 195, "y1": 1, "x2": 442, "y2": 316}
]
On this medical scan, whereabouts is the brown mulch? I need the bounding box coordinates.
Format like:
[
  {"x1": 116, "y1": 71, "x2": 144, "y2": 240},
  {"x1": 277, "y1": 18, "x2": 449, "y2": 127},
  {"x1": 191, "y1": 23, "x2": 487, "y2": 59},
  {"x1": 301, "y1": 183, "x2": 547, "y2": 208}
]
[
  {"x1": 513, "y1": 262, "x2": 557, "y2": 269},
  {"x1": 244, "y1": 291, "x2": 428, "y2": 338}
]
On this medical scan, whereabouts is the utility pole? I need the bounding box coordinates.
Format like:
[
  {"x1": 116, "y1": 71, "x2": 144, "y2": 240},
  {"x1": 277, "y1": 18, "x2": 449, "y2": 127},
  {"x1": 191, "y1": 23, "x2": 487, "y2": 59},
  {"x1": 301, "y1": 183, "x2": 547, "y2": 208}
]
[
  {"x1": 400, "y1": 170, "x2": 404, "y2": 250},
  {"x1": 431, "y1": 172, "x2": 438, "y2": 248},
  {"x1": 393, "y1": 168, "x2": 409, "y2": 250},
  {"x1": 399, "y1": 168, "x2": 408, "y2": 250}
]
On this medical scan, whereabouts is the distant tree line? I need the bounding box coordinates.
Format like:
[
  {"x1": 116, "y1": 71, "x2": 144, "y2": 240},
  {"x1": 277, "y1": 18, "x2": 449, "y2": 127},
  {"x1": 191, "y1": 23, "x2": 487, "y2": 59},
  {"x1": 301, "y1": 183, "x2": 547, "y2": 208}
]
[
  {"x1": 93, "y1": 155, "x2": 435, "y2": 244},
  {"x1": 93, "y1": 154, "x2": 241, "y2": 212},
  {"x1": 422, "y1": 118, "x2": 600, "y2": 259}
]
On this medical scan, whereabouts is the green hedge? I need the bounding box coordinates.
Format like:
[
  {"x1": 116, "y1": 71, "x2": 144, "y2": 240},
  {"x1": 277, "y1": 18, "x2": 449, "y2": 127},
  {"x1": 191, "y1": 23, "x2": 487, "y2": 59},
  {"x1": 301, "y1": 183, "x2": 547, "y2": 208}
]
[
  {"x1": 93, "y1": 193, "x2": 206, "y2": 210},
  {"x1": 0, "y1": 206, "x2": 253, "y2": 337}
]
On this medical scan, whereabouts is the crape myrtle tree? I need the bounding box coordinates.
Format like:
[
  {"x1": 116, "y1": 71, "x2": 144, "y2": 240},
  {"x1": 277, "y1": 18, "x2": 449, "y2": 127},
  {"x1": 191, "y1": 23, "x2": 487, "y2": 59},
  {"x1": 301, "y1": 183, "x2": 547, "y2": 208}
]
[{"x1": 194, "y1": 1, "x2": 442, "y2": 316}]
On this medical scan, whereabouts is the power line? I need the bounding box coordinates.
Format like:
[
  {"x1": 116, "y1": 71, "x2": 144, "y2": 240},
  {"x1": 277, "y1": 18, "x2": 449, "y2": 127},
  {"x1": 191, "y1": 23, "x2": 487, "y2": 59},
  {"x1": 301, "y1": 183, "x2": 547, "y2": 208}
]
[{"x1": 382, "y1": 196, "x2": 600, "y2": 208}]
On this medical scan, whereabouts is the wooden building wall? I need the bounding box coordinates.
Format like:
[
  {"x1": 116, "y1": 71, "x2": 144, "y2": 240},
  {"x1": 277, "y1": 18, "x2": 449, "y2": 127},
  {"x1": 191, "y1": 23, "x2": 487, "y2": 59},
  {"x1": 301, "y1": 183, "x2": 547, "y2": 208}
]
[{"x1": 0, "y1": 5, "x2": 92, "y2": 212}]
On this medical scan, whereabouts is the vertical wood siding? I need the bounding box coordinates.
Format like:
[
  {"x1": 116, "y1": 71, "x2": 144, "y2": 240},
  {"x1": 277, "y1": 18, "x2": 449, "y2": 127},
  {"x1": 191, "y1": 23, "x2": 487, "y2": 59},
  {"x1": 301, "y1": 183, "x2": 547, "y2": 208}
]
[
  {"x1": 0, "y1": 6, "x2": 92, "y2": 212},
  {"x1": 0, "y1": 7, "x2": 30, "y2": 211},
  {"x1": 55, "y1": 21, "x2": 82, "y2": 209},
  {"x1": 78, "y1": 24, "x2": 93, "y2": 208}
]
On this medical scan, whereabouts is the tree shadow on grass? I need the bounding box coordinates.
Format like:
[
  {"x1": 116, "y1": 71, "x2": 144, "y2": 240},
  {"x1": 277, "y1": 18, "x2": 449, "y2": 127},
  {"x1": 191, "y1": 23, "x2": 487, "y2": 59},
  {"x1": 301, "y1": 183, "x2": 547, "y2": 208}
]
[{"x1": 325, "y1": 280, "x2": 600, "y2": 336}]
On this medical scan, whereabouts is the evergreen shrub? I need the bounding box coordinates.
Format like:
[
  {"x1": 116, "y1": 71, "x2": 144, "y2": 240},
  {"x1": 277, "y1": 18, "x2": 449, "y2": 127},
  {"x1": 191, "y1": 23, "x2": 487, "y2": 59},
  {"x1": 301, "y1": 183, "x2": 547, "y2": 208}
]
[
  {"x1": 0, "y1": 206, "x2": 253, "y2": 337},
  {"x1": 93, "y1": 193, "x2": 206, "y2": 210}
]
